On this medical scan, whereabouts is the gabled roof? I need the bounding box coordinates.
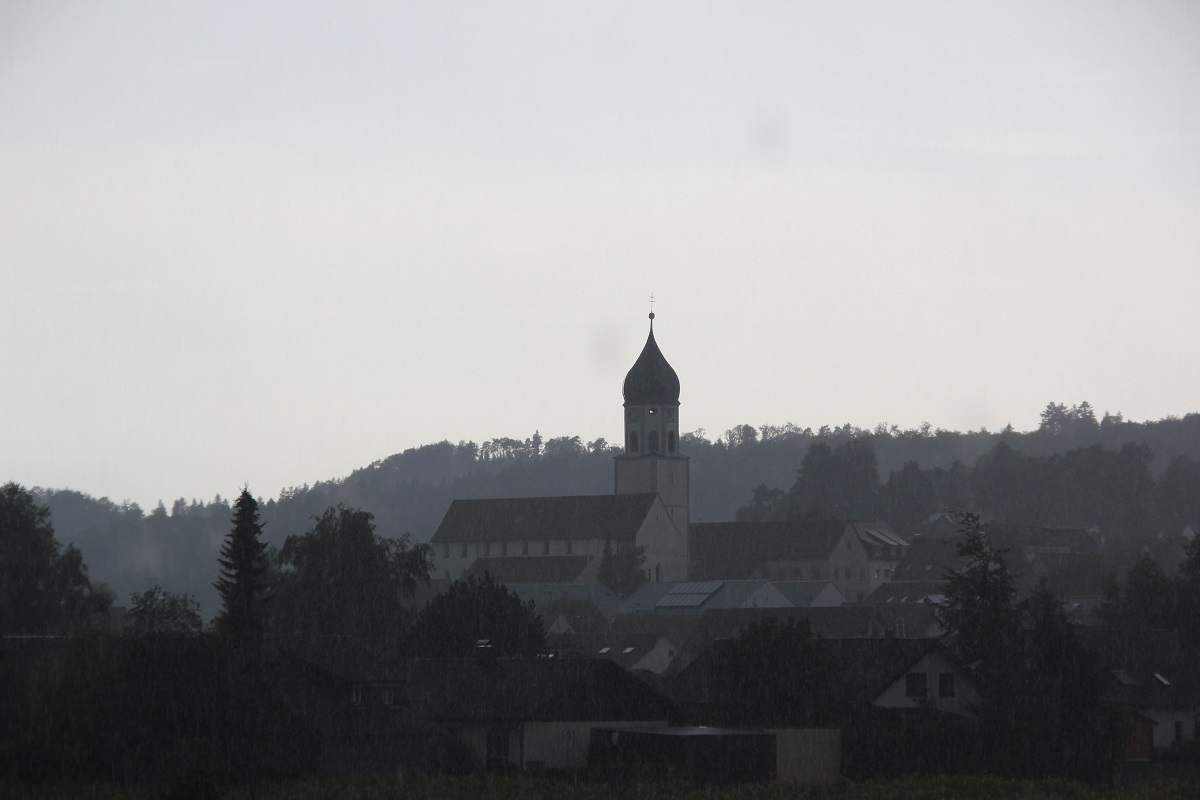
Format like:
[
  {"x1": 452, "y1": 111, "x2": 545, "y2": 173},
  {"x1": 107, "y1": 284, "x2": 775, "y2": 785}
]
[
  {"x1": 689, "y1": 520, "x2": 852, "y2": 580},
  {"x1": 864, "y1": 580, "x2": 947, "y2": 606},
  {"x1": 552, "y1": 631, "x2": 677, "y2": 671},
  {"x1": 771, "y1": 581, "x2": 847, "y2": 608},
  {"x1": 666, "y1": 634, "x2": 953, "y2": 713},
  {"x1": 1079, "y1": 628, "x2": 1200, "y2": 708},
  {"x1": 431, "y1": 493, "x2": 659, "y2": 543},
  {"x1": 465, "y1": 555, "x2": 592, "y2": 584},
  {"x1": 400, "y1": 657, "x2": 675, "y2": 722},
  {"x1": 815, "y1": 637, "x2": 952, "y2": 707},
  {"x1": 505, "y1": 583, "x2": 623, "y2": 621}
]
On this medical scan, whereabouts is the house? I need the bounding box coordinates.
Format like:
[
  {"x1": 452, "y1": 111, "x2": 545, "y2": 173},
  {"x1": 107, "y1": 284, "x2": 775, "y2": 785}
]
[
  {"x1": 399, "y1": 657, "x2": 675, "y2": 770},
  {"x1": 429, "y1": 314, "x2": 690, "y2": 584},
  {"x1": 615, "y1": 579, "x2": 844, "y2": 616},
  {"x1": 1080, "y1": 628, "x2": 1200, "y2": 751},
  {"x1": 689, "y1": 520, "x2": 908, "y2": 601},
  {"x1": 277, "y1": 640, "x2": 678, "y2": 773}
]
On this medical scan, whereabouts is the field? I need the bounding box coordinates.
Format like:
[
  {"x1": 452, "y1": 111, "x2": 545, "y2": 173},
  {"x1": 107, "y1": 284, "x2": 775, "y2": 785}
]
[{"x1": 23, "y1": 775, "x2": 1200, "y2": 800}]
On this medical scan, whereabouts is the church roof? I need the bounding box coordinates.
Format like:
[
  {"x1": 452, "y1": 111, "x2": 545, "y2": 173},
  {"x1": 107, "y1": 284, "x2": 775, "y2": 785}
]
[
  {"x1": 623, "y1": 317, "x2": 680, "y2": 406},
  {"x1": 689, "y1": 520, "x2": 853, "y2": 580},
  {"x1": 465, "y1": 555, "x2": 592, "y2": 584},
  {"x1": 431, "y1": 493, "x2": 660, "y2": 544}
]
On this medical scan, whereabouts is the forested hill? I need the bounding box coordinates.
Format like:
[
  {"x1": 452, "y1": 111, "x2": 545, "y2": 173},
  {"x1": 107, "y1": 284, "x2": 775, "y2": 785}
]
[{"x1": 31, "y1": 405, "x2": 1200, "y2": 619}]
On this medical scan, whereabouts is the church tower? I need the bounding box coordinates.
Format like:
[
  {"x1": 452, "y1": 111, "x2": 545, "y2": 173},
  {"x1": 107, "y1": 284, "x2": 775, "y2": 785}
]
[{"x1": 615, "y1": 313, "x2": 690, "y2": 540}]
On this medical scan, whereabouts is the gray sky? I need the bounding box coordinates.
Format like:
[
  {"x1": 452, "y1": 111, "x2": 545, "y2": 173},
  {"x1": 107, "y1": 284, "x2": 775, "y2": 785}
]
[{"x1": 2, "y1": 1, "x2": 1198, "y2": 510}]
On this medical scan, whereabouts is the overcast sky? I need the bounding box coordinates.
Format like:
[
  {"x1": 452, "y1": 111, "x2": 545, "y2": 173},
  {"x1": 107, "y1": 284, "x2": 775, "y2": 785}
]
[{"x1": 2, "y1": 1, "x2": 1198, "y2": 510}]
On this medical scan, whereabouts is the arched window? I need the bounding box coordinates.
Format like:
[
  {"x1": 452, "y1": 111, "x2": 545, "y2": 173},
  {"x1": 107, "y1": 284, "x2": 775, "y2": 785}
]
[
  {"x1": 628, "y1": 431, "x2": 639, "y2": 453},
  {"x1": 655, "y1": 563, "x2": 662, "y2": 582},
  {"x1": 667, "y1": 431, "x2": 677, "y2": 453},
  {"x1": 648, "y1": 430, "x2": 660, "y2": 452}
]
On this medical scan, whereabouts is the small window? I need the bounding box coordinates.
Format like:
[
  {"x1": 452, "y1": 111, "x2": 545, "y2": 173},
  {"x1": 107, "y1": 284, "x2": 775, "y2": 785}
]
[
  {"x1": 667, "y1": 431, "x2": 677, "y2": 453},
  {"x1": 648, "y1": 430, "x2": 660, "y2": 452},
  {"x1": 628, "y1": 431, "x2": 639, "y2": 453},
  {"x1": 623, "y1": 647, "x2": 635, "y2": 654},
  {"x1": 382, "y1": 686, "x2": 395, "y2": 706},
  {"x1": 939, "y1": 673, "x2": 955, "y2": 698},
  {"x1": 655, "y1": 563, "x2": 662, "y2": 582},
  {"x1": 906, "y1": 673, "x2": 928, "y2": 699},
  {"x1": 598, "y1": 647, "x2": 611, "y2": 654},
  {"x1": 522, "y1": 540, "x2": 529, "y2": 556},
  {"x1": 543, "y1": 540, "x2": 550, "y2": 555},
  {"x1": 1154, "y1": 672, "x2": 1171, "y2": 686},
  {"x1": 1175, "y1": 720, "x2": 1185, "y2": 742}
]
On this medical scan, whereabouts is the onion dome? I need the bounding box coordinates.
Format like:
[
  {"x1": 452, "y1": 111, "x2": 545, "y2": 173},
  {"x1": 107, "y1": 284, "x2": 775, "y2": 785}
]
[{"x1": 622, "y1": 313, "x2": 680, "y2": 405}]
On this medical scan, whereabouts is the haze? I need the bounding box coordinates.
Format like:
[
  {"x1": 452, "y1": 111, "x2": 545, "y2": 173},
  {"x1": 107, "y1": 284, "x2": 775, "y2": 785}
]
[{"x1": 2, "y1": 1, "x2": 1197, "y2": 510}]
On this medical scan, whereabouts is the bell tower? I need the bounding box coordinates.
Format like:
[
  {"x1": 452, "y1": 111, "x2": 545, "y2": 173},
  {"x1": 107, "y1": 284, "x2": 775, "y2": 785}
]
[{"x1": 614, "y1": 312, "x2": 689, "y2": 538}]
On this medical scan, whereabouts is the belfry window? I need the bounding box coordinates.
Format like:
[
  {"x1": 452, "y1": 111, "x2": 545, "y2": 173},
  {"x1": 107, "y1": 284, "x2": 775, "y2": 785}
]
[
  {"x1": 628, "y1": 431, "x2": 639, "y2": 453},
  {"x1": 667, "y1": 431, "x2": 677, "y2": 453},
  {"x1": 648, "y1": 431, "x2": 660, "y2": 452}
]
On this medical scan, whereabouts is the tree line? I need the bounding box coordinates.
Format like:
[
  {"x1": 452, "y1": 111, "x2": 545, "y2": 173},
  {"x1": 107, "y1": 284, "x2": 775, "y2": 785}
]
[
  {"x1": 1, "y1": 482, "x2": 545, "y2": 790},
  {"x1": 24, "y1": 404, "x2": 1200, "y2": 619}
]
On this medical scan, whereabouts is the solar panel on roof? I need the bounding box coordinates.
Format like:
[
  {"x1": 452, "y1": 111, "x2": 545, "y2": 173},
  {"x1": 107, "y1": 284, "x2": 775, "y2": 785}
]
[
  {"x1": 656, "y1": 593, "x2": 710, "y2": 608},
  {"x1": 668, "y1": 580, "x2": 723, "y2": 596}
]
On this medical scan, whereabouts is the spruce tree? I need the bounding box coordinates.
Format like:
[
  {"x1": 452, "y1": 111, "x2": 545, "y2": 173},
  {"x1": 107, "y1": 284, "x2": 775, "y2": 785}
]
[{"x1": 215, "y1": 488, "x2": 269, "y2": 641}]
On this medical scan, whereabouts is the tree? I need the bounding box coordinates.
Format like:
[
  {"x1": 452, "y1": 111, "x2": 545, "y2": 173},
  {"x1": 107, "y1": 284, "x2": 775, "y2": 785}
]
[
  {"x1": 785, "y1": 438, "x2": 880, "y2": 520},
  {"x1": 408, "y1": 573, "x2": 544, "y2": 657},
  {"x1": 596, "y1": 539, "x2": 647, "y2": 599},
  {"x1": 881, "y1": 460, "x2": 936, "y2": 533},
  {"x1": 214, "y1": 488, "x2": 270, "y2": 641},
  {"x1": 0, "y1": 482, "x2": 110, "y2": 634},
  {"x1": 735, "y1": 483, "x2": 787, "y2": 522},
  {"x1": 704, "y1": 617, "x2": 829, "y2": 727},
  {"x1": 937, "y1": 513, "x2": 1123, "y2": 779},
  {"x1": 935, "y1": 513, "x2": 1022, "y2": 667},
  {"x1": 1097, "y1": 551, "x2": 1181, "y2": 630},
  {"x1": 126, "y1": 585, "x2": 203, "y2": 637},
  {"x1": 271, "y1": 505, "x2": 432, "y2": 640},
  {"x1": 1158, "y1": 455, "x2": 1200, "y2": 532}
]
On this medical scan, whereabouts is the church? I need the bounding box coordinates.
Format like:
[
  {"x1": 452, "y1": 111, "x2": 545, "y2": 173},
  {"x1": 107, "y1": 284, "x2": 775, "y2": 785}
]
[{"x1": 430, "y1": 313, "x2": 690, "y2": 584}]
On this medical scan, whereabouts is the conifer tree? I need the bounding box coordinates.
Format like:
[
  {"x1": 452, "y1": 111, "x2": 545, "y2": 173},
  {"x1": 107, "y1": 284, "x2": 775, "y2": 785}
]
[{"x1": 214, "y1": 488, "x2": 269, "y2": 640}]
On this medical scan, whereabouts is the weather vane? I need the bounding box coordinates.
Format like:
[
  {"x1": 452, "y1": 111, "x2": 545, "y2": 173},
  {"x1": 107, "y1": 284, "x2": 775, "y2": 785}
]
[{"x1": 649, "y1": 293, "x2": 655, "y2": 320}]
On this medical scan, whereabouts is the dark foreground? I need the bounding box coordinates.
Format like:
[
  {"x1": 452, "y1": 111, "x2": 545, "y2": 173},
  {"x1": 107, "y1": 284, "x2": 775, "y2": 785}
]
[{"x1": 15, "y1": 775, "x2": 1200, "y2": 800}]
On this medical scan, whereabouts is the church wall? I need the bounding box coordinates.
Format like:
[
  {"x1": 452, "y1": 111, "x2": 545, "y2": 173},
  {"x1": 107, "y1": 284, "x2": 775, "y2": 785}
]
[{"x1": 635, "y1": 498, "x2": 688, "y2": 582}]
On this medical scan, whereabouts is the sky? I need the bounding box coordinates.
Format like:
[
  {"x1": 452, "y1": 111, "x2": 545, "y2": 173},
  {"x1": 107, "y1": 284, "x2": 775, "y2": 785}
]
[{"x1": 2, "y1": 1, "x2": 1198, "y2": 510}]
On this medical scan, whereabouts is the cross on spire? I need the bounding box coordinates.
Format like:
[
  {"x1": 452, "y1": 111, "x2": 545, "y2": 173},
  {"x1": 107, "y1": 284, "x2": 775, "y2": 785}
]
[{"x1": 648, "y1": 293, "x2": 656, "y2": 321}]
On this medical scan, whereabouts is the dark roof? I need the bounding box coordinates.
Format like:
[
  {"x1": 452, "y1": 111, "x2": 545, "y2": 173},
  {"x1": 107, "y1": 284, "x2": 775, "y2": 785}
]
[
  {"x1": 864, "y1": 580, "x2": 947, "y2": 605},
  {"x1": 1079, "y1": 628, "x2": 1200, "y2": 708},
  {"x1": 816, "y1": 638, "x2": 945, "y2": 706},
  {"x1": 431, "y1": 494, "x2": 658, "y2": 544},
  {"x1": 667, "y1": 634, "x2": 946, "y2": 712},
  {"x1": 552, "y1": 631, "x2": 676, "y2": 670},
  {"x1": 506, "y1": 583, "x2": 624, "y2": 621},
  {"x1": 689, "y1": 520, "x2": 851, "y2": 580},
  {"x1": 400, "y1": 657, "x2": 676, "y2": 723},
  {"x1": 465, "y1": 556, "x2": 591, "y2": 584},
  {"x1": 623, "y1": 321, "x2": 680, "y2": 406}
]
